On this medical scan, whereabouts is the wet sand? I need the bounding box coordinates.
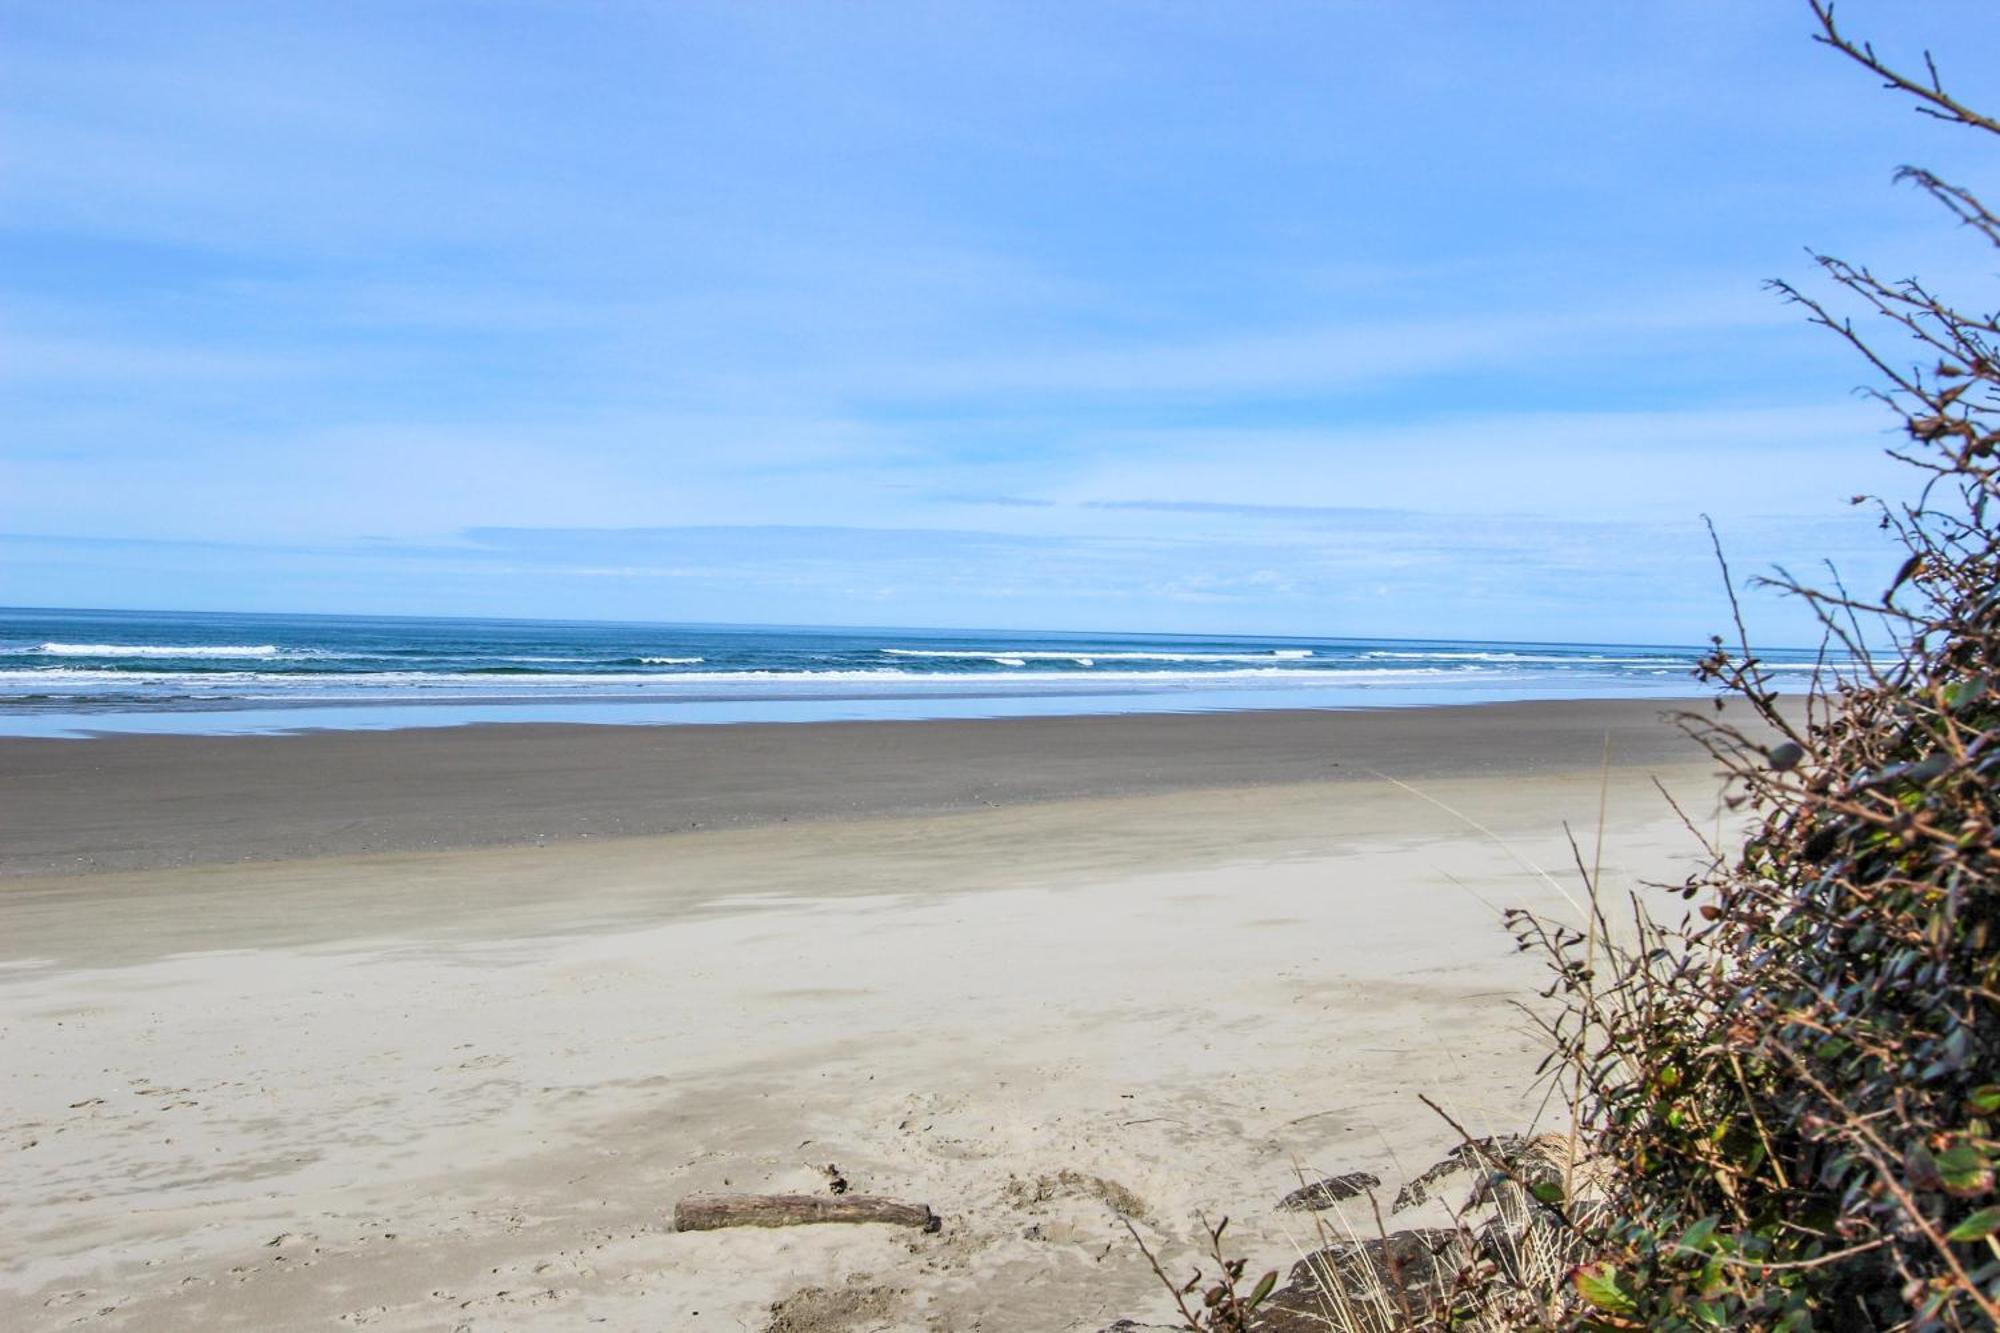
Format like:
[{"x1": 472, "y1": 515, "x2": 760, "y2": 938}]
[{"x1": 0, "y1": 698, "x2": 1715, "y2": 877}]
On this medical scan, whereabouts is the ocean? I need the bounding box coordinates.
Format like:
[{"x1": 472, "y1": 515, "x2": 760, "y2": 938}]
[{"x1": 0, "y1": 606, "x2": 1832, "y2": 738}]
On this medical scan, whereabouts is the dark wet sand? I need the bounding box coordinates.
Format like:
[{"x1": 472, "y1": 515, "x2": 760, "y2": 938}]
[{"x1": 0, "y1": 698, "x2": 1730, "y2": 877}]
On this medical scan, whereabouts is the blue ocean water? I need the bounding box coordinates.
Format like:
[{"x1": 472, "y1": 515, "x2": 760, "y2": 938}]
[{"x1": 0, "y1": 606, "x2": 1833, "y2": 738}]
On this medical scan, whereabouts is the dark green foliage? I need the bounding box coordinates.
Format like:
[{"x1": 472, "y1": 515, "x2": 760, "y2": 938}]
[{"x1": 1508, "y1": 6, "x2": 2000, "y2": 1327}]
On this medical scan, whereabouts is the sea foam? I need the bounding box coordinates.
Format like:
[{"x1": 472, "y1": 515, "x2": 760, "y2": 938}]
[
  {"x1": 30, "y1": 642, "x2": 284, "y2": 658},
  {"x1": 882, "y1": 647, "x2": 1316, "y2": 665}
]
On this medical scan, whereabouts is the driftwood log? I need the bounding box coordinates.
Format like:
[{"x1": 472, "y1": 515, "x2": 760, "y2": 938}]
[{"x1": 673, "y1": 1192, "x2": 940, "y2": 1233}]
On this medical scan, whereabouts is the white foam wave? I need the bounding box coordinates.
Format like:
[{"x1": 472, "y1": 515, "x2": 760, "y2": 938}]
[
  {"x1": 0, "y1": 664, "x2": 1441, "y2": 693},
  {"x1": 882, "y1": 648, "x2": 1317, "y2": 665},
  {"x1": 639, "y1": 656, "x2": 705, "y2": 665},
  {"x1": 28, "y1": 642, "x2": 284, "y2": 658}
]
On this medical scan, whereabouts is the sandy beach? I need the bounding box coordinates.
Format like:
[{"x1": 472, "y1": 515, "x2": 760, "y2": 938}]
[{"x1": 2, "y1": 700, "x2": 1742, "y2": 1331}]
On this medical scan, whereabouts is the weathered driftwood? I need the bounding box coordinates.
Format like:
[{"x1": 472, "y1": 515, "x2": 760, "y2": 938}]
[{"x1": 673, "y1": 1192, "x2": 940, "y2": 1233}]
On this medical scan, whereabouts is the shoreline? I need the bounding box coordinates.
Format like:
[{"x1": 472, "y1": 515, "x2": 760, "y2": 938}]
[{"x1": 0, "y1": 696, "x2": 1730, "y2": 878}]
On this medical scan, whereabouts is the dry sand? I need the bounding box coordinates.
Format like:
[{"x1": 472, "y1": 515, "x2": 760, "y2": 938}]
[{"x1": 1, "y1": 701, "x2": 1743, "y2": 1331}]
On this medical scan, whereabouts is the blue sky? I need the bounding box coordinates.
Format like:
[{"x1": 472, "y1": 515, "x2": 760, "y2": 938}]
[{"x1": 4, "y1": 1, "x2": 1997, "y2": 643}]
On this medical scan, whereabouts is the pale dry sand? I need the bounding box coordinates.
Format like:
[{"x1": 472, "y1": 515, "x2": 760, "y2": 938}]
[{"x1": 1, "y1": 705, "x2": 1739, "y2": 1332}]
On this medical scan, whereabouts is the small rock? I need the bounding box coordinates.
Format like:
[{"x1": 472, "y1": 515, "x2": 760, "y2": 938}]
[
  {"x1": 1276, "y1": 1171, "x2": 1381, "y2": 1211},
  {"x1": 1392, "y1": 1135, "x2": 1563, "y2": 1213}
]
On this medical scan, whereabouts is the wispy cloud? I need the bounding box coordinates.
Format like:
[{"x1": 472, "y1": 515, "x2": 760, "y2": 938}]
[
  {"x1": 1084, "y1": 500, "x2": 1410, "y2": 521},
  {"x1": 2, "y1": 0, "x2": 1980, "y2": 636},
  {"x1": 931, "y1": 494, "x2": 1059, "y2": 509},
  {"x1": 0, "y1": 330, "x2": 311, "y2": 384}
]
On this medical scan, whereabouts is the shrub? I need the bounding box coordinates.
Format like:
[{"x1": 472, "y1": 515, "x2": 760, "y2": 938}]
[{"x1": 1517, "y1": 5, "x2": 2000, "y2": 1328}]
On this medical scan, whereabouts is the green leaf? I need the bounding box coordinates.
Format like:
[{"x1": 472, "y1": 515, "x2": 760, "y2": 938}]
[
  {"x1": 1690, "y1": 1298, "x2": 1728, "y2": 1326},
  {"x1": 1936, "y1": 1143, "x2": 1994, "y2": 1197},
  {"x1": 1677, "y1": 1215, "x2": 1720, "y2": 1254},
  {"x1": 1574, "y1": 1263, "x2": 1638, "y2": 1314},
  {"x1": 1531, "y1": 1179, "x2": 1566, "y2": 1205},
  {"x1": 1245, "y1": 1270, "x2": 1277, "y2": 1308},
  {"x1": 1967, "y1": 1086, "x2": 2000, "y2": 1115},
  {"x1": 1944, "y1": 676, "x2": 1990, "y2": 710},
  {"x1": 1947, "y1": 1206, "x2": 2000, "y2": 1242}
]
